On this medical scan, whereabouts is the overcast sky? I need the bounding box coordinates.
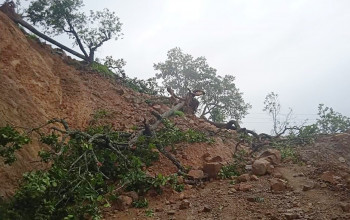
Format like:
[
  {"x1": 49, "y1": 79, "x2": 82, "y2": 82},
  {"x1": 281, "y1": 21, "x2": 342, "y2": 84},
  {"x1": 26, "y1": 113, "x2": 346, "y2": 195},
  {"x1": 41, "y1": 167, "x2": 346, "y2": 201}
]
[{"x1": 31, "y1": 0, "x2": 350, "y2": 133}]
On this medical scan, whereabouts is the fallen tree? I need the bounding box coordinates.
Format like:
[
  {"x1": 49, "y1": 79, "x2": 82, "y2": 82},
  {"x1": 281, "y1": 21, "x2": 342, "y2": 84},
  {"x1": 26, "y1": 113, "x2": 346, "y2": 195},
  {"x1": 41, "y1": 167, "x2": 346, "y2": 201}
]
[{"x1": 0, "y1": 1, "x2": 87, "y2": 61}]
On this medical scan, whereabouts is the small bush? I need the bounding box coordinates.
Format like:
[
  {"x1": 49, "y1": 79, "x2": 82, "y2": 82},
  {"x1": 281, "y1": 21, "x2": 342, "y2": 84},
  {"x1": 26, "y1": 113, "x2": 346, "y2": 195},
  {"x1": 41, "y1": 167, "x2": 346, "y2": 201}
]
[
  {"x1": 0, "y1": 125, "x2": 30, "y2": 164},
  {"x1": 91, "y1": 62, "x2": 115, "y2": 78},
  {"x1": 132, "y1": 198, "x2": 148, "y2": 208},
  {"x1": 218, "y1": 164, "x2": 240, "y2": 179}
]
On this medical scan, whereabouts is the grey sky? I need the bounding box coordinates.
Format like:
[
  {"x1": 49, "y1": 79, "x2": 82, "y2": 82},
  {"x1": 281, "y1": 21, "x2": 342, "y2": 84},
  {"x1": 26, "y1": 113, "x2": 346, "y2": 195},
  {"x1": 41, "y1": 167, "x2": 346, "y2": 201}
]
[{"x1": 34, "y1": 0, "x2": 350, "y2": 133}]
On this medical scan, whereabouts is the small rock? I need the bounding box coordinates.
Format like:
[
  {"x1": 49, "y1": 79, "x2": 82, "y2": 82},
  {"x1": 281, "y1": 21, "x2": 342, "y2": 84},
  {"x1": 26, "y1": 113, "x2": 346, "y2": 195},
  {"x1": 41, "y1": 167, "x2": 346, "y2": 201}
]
[
  {"x1": 250, "y1": 175, "x2": 259, "y2": 181},
  {"x1": 167, "y1": 210, "x2": 176, "y2": 215},
  {"x1": 237, "y1": 174, "x2": 250, "y2": 182},
  {"x1": 245, "y1": 165, "x2": 252, "y2": 171},
  {"x1": 188, "y1": 169, "x2": 205, "y2": 179},
  {"x1": 247, "y1": 196, "x2": 256, "y2": 202},
  {"x1": 339, "y1": 157, "x2": 346, "y2": 163},
  {"x1": 202, "y1": 205, "x2": 212, "y2": 212},
  {"x1": 237, "y1": 183, "x2": 253, "y2": 192},
  {"x1": 179, "y1": 199, "x2": 190, "y2": 210},
  {"x1": 177, "y1": 176, "x2": 184, "y2": 184},
  {"x1": 302, "y1": 182, "x2": 315, "y2": 191},
  {"x1": 340, "y1": 203, "x2": 350, "y2": 212},
  {"x1": 284, "y1": 212, "x2": 300, "y2": 220},
  {"x1": 116, "y1": 195, "x2": 133, "y2": 210},
  {"x1": 270, "y1": 178, "x2": 287, "y2": 192},
  {"x1": 123, "y1": 191, "x2": 138, "y2": 202},
  {"x1": 155, "y1": 207, "x2": 164, "y2": 212},
  {"x1": 320, "y1": 171, "x2": 338, "y2": 184}
]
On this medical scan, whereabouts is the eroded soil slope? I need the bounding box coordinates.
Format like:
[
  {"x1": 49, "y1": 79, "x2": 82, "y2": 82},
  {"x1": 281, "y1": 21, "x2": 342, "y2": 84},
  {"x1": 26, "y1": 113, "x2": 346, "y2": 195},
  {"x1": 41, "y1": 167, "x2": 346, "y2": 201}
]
[{"x1": 0, "y1": 11, "x2": 237, "y2": 198}]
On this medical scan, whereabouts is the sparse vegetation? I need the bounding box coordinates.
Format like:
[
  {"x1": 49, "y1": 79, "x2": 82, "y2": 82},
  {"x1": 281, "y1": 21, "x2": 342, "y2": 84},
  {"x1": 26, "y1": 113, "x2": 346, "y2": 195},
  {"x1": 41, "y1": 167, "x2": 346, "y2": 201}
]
[{"x1": 0, "y1": 125, "x2": 30, "y2": 165}]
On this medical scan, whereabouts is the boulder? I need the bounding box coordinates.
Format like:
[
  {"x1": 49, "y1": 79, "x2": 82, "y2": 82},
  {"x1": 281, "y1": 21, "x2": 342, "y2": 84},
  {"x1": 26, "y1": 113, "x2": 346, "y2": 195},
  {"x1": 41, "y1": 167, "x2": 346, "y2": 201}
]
[
  {"x1": 202, "y1": 162, "x2": 223, "y2": 179},
  {"x1": 252, "y1": 159, "x2": 271, "y2": 176},
  {"x1": 188, "y1": 169, "x2": 205, "y2": 179},
  {"x1": 270, "y1": 178, "x2": 287, "y2": 192},
  {"x1": 237, "y1": 174, "x2": 251, "y2": 182},
  {"x1": 259, "y1": 149, "x2": 282, "y2": 165},
  {"x1": 115, "y1": 195, "x2": 133, "y2": 210}
]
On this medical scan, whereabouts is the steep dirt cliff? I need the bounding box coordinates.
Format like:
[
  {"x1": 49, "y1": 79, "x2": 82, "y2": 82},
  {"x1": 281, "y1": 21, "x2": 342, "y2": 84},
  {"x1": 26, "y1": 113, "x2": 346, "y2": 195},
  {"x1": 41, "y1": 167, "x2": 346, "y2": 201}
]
[{"x1": 0, "y1": 11, "x2": 238, "y2": 198}]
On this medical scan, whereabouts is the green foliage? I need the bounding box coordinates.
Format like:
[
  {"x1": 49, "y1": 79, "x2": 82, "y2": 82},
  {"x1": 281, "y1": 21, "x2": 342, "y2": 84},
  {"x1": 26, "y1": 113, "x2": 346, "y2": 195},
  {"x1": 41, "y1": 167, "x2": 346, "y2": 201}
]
[
  {"x1": 102, "y1": 56, "x2": 126, "y2": 78},
  {"x1": 27, "y1": 0, "x2": 122, "y2": 62},
  {"x1": 174, "y1": 110, "x2": 185, "y2": 117},
  {"x1": 272, "y1": 142, "x2": 299, "y2": 163},
  {"x1": 154, "y1": 47, "x2": 251, "y2": 121},
  {"x1": 147, "y1": 120, "x2": 212, "y2": 151},
  {"x1": 132, "y1": 198, "x2": 148, "y2": 208},
  {"x1": 145, "y1": 209, "x2": 154, "y2": 217},
  {"x1": 91, "y1": 62, "x2": 114, "y2": 77},
  {"x1": 1, "y1": 118, "x2": 208, "y2": 219},
  {"x1": 316, "y1": 104, "x2": 350, "y2": 134},
  {"x1": 218, "y1": 164, "x2": 239, "y2": 179},
  {"x1": 123, "y1": 77, "x2": 159, "y2": 95},
  {"x1": 0, "y1": 125, "x2": 30, "y2": 165},
  {"x1": 92, "y1": 109, "x2": 110, "y2": 121}
]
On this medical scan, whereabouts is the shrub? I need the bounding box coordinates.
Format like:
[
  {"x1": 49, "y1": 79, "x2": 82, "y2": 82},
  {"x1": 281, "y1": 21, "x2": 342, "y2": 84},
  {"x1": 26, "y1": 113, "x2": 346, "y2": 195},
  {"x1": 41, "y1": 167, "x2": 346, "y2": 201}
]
[{"x1": 0, "y1": 125, "x2": 30, "y2": 165}]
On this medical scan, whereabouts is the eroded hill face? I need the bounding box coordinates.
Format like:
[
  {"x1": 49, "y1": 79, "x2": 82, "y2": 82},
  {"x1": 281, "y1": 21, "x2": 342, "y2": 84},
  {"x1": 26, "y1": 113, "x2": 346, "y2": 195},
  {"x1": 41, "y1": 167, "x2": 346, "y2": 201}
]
[{"x1": 0, "y1": 11, "x2": 239, "y2": 198}]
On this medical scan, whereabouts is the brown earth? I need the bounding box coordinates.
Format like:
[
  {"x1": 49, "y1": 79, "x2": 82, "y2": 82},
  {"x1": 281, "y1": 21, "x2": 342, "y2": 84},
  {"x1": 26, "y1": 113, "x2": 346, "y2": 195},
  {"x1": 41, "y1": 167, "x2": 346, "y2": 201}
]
[
  {"x1": 1, "y1": 9, "x2": 350, "y2": 220},
  {"x1": 106, "y1": 134, "x2": 350, "y2": 220},
  {"x1": 0, "y1": 11, "x2": 237, "y2": 198}
]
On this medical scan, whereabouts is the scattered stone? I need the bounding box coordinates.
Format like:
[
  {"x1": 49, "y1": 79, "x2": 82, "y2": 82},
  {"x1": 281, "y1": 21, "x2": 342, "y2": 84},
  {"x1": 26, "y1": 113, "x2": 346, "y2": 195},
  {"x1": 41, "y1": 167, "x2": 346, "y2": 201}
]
[
  {"x1": 123, "y1": 191, "x2": 138, "y2": 202},
  {"x1": 202, "y1": 162, "x2": 223, "y2": 179},
  {"x1": 235, "y1": 183, "x2": 253, "y2": 192},
  {"x1": 116, "y1": 195, "x2": 133, "y2": 210},
  {"x1": 252, "y1": 159, "x2": 270, "y2": 176},
  {"x1": 177, "y1": 176, "x2": 184, "y2": 184},
  {"x1": 188, "y1": 169, "x2": 205, "y2": 179},
  {"x1": 270, "y1": 178, "x2": 287, "y2": 192},
  {"x1": 320, "y1": 171, "x2": 338, "y2": 184},
  {"x1": 237, "y1": 174, "x2": 250, "y2": 182},
  {"x1": 179, "y1": 199, "x2": 190, "y2": 210},
  {"x1": 202, "y1": 205, "x2": 212, "y2": 212},
  {"x1": 302, "y1": 182, "x2": 315, "y2": 191},
  {"x1": 340, "y1": 203, "x2": 350, "y2": 212},
  {"x1": 339, "y1": 157, "x2": 346, "y2": 163},
  {"x1": 320, "y1": 183, "x2": 327, "y2": 188},
  {"x1": 293, "y1": 173, "x2": 305, "y2": 177},
  {"x1": 272, "y1": 170, "x2": 283, "y2": 178},
  {"x1": 284, "y1": 212, "x2": 300, "y2": 220},
  {"x1": 245, "y1": 164, "x2": 252, "y2": 171},
  {"x1": 259, "y1": 149, "x2": 282, "y2": 165},
  {"x1": 247, "y1": 196, "x2": 256, "y2": 202},
  {"x1": 250, "y1": 175, "x2": 259, "y2": 181},
  {"x1": 167, "y1": 210, "x2": 176, "y2": 215},
  {"x1": 228, "y1": 188, "x2": 237, "y2": 194},
  {"x1": 155, "y1": 207, "x2": 164, "y2": 212}
]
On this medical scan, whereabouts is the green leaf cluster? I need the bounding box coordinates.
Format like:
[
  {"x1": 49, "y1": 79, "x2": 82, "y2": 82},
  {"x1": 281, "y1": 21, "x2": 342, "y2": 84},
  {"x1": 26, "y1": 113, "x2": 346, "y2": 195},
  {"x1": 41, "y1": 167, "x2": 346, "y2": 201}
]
[{"x1": 0, "y1": 125, "x2": 30, "y2": 165}]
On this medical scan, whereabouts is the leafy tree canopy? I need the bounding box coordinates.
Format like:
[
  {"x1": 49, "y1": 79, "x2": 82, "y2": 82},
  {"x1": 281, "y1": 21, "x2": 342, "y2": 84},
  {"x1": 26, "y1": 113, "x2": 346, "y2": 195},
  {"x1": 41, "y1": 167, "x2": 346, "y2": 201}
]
[
  {"x1": 317, "y1": 104, "x2": 350, "y2": 134},
  {"x1": 154, "y1": 47, "x2": 251, "y2": 121},
  {"x1": 26, "y1": 0, "x2": 122, "y2": 63}
]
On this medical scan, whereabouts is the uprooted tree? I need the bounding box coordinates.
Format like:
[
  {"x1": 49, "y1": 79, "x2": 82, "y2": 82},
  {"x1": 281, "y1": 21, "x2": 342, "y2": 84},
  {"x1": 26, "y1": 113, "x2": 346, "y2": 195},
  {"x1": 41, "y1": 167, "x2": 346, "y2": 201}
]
[
  {"x1": 0, "y1": 88, "x2": 208, "y2": 219},
  {"x1": 154, "y1": 47, "x2": 251, "y2": 121},
  {"x1": 0, "y1": 0, "x2": 122, "y2": 63}
]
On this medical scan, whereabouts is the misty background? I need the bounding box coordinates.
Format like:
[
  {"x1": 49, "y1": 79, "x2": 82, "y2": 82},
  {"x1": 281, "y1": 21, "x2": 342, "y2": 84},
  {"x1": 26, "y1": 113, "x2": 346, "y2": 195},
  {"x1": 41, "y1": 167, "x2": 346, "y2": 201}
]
[{"x1": 23, "y1": 0, "x2": 350, "y2": 133}]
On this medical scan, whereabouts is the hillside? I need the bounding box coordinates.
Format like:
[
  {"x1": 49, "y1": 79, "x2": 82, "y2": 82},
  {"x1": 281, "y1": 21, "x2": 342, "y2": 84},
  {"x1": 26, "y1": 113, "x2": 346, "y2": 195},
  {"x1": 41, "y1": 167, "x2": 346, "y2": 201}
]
[{"x1": 1, "y1": 9, "x2": 350, "y2": 220}]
